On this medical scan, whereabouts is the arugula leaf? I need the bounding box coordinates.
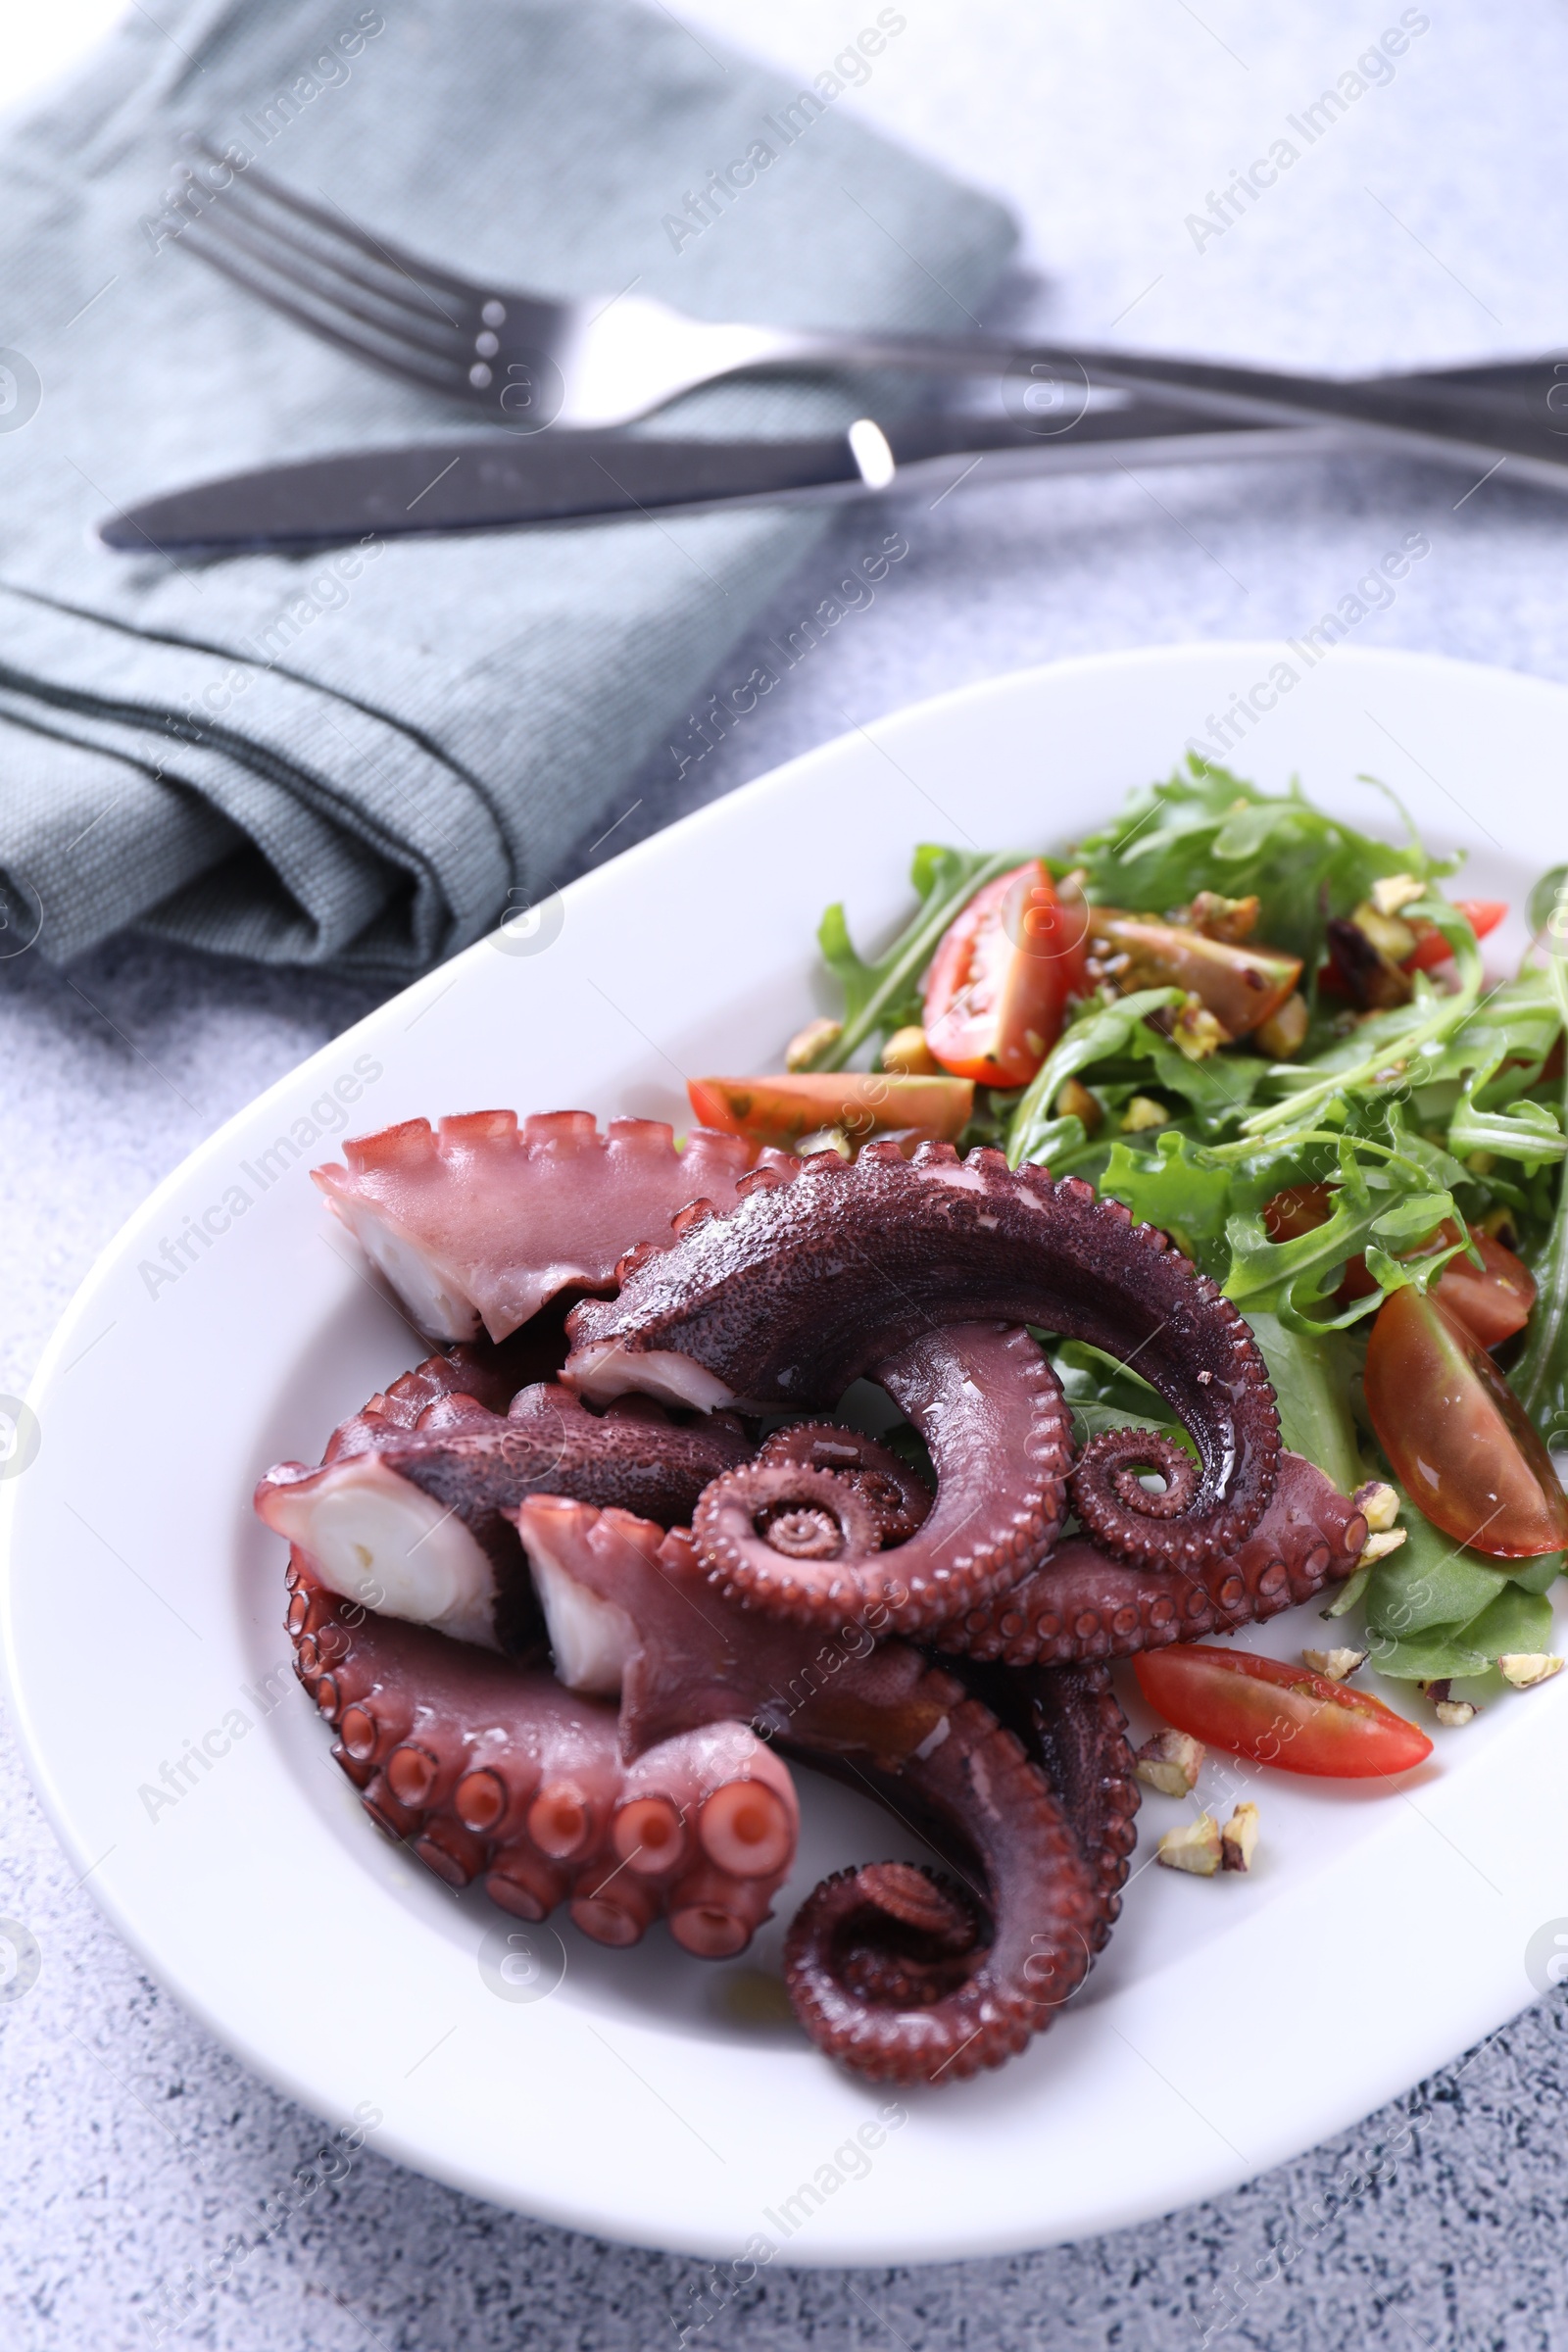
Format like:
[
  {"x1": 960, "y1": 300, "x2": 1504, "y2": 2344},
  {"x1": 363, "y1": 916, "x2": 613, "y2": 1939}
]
[
  {"x1": 1509, "y1": 953, "x2": 1568, "y2": 1444},
  {"x1": 1366, "y1": 1585, "x2": 1554, "y2": 1681},
  {"x1": 812, "y1": 846, "x2": 1020, "y2": 1070},
  {"x1": 1068, "y1": 758, "x2": 1453, "y2": 964},
  {"x1": 1007, "y1": 989, "x2": 1181, "y2": 1166},
  {"x1": 1356, "y1": 1487, "x2": 1561, "y2": 1676},
  {"x1": 1246, "y1": 1311, "x2": 1364, "y2": 1495}
]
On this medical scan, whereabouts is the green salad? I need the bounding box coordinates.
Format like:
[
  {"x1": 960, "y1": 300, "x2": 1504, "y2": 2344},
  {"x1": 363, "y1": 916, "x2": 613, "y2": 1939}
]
[{"x1": 797, "y1": 759, "x2": 1568, "y2": 1703}]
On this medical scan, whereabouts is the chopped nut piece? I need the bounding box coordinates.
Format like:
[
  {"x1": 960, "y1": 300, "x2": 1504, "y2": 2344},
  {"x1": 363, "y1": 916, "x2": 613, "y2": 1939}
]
[
  {"x1": 1254, "y1": 991, "x2": 1309, "y2": 1060},
  {"x1": 1121, "y1": 1095, "x2": 1169, "y2": 1133},
  {"x1": 794, "y1": 1125, "x2": 853, "y2": 1161},
  {"x1": 881, "y1": 1025, "x2": 939, "y2": 1077},
  {"x1": 1220, "y1": 1802, "x2": 1260, "y2": 1873},
  {"x1": 1356, "y1": 1528, "x2": 1407, "y2": 1568},
  {"x1": 1134, "y1": 1728, "x2": 1205, "y2": 1796},
  {"x1": 1352, "y1": 900, "x2": 1419, "y2": 963},
  {"x1": 785, "y1": 1016, "x2": 842, "y2": 1072},
  {"x1": 1171, "y1": 997, "x2": 1230, "y2": 1062},
  {"x1": 1497, "y1": 1653, "x2": 1565, "y2": 1690},
  {"x1": 1352, "y1": 1481, "x2": 1400, "y2": 1535},
  {"x1": 1466, "y1": 1150, "x2": 1495, "y2": 1176},
  {"x1": 1054, "y1": 1075, "x2": 1103, "y2": 1134},
  {"x1": 1186, "y1": 891, "x2": 1260, "y2": 944},
  {"x1": 1421, "y1": 1678, "x2": 1480, "y2": 1727},
  {"x1": 1370, "y1": 873, "x2": 1428, "y2": 918},
  {"x1": 1156, "y1": 1813, "x2": 1222, "y2": 1876},
  {"x1": 1302, "y1": 1647, "x2": 1368, "y2": 1682},
  {"x1": 1480, "y1": 1205, "x2": 1521, "y2": 1248}
]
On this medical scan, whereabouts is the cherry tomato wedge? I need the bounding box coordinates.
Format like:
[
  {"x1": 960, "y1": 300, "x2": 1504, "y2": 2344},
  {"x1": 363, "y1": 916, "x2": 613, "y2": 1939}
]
[
  {"x1": 922, "y1": 861, "x2": 1087, "y2": 1089},
  {"x1": 1134, "y1": 1645, "x2": 1432, "y2": 1777},
  {"x1": 1364, "y1": 1286, "x2": 1568, "y2": 1555},
  {"x1": 687, "y1": 1072, "x2": 972, "y2": 1154},
  {"x1": 1403, "y1": 898, "x2": 1507, "y2": 971},
  {"x1": 1260, "y1": 1181, "x2": 1335, "y2": 1243}
]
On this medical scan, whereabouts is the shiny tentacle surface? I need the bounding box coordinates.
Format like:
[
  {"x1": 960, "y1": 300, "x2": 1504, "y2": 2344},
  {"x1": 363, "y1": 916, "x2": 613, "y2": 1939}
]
[
  {"x1": 284, "y1": 1556, "x2": 798, "y2": 1956},
  {"x1": 565, "y1": 1143, "x2": 1281, "y2": 1574},
  {"x1": 317, "y1": 1109, "x2": 798, "y2": 1343},
  {"x1": 936, "y1": 1450, "x2": 1368, "y2": 1666},
  {"x1": 256, "y1": 1381, "x2": 752, "y2": 1655},
  {"x1": 693, "y1": 1323, "x2": 1073, "y2": 1634},
  {"x1": 781, "y1": 1665, "x2": 1104, "y2": 2085}
]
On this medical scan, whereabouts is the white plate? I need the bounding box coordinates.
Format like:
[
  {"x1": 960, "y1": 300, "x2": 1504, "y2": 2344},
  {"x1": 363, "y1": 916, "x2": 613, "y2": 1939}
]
[{"x1": 7, "y1": 642, "x2": 1568, "y2": 2268}]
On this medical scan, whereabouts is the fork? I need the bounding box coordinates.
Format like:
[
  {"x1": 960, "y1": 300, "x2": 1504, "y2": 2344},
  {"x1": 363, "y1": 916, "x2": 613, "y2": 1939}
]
[{"x1": 179, "y1": 143, "x2": 1568, "y2": 490}]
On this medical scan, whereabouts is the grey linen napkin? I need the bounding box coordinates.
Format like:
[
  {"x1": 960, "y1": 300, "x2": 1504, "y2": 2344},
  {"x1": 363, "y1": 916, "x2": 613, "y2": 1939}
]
[{"x1": 0, "y1": 0, "x2": 1014, "y2": 975}]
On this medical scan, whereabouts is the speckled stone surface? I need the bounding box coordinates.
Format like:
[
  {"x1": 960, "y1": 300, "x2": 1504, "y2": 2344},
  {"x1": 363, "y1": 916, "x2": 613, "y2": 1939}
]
[{"x1": 7, "y1": 2, "x2": 1568, "y2": 2345}]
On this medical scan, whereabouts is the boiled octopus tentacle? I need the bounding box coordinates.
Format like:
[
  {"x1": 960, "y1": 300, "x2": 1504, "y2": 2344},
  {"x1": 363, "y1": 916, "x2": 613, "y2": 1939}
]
[
  {"x1": 753, "y1": 1423, "x2": 933, "y2": 1547},
  {"x1": 316, "y1": 1109, "x2": 799, "y2": 1344},
  {"x1": 781, "y1": 1664, "x2": 1103, "y2": 2085},
  {"x1": 256, "y1": 1381, "x2": 752, "y2": 1655},
  {"x1": 936, "y1": 1450, "x2": 1368, "y2": 1666},
  {"x1": 693, "y1": 1323, "x2": 1073, "y2": 1634},
  {"x1": 565, "y1": 1143, "x2": 1281, "y2": 1575},
  {"x1": 951, "y1": 1659, "x2": 1139, "y2": 1948},
  {"x1": 509, "y1": 1494, "x2": 955, "y2": 1762},
  {"x1": 284, "y1": 1555, "x2": 798, "y2": 1955}
]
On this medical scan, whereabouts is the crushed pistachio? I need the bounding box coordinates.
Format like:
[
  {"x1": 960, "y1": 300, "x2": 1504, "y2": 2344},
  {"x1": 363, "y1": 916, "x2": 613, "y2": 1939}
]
[
  {"x1": 1133, "y1": 1728, "x2": 1204, "y2": 1797},
  {"x1": 1171, "y1": 997, "x2": 1230, "y2": 1062},
  {"x1": 1357, "y1": 1529, "x2": 1407, "y2": 1568},
  {"x1": 1254, "y1": 991, "x2": 1309, "y2": 1060},
  {"x1": 1122, "y1": 1095, "x2": 1169, "y2": 1133},
  {"x1": 1054, "y1": 1075, "x2": 1103, "y2": 1135},
  {"x1": 881, "y1": 1025, "x2": 939, "y2": 1077},
  {"x1": 1352, "y1": 1481, "x2": 1400, "y2": 1535},
  {"x1": 1497, "y1": 1654, "x2": 1564, "y2": 1690},
  {"x1": 1302, "y1": 1647, "x2": 1368, "y2": 1682},
  {"x1": 785, "y1": 1016, "x2": 842, "y2": 1072},
  {"x1": 1370, "y1": 873, "x2": 1428, "y2": 918},
  {"x1": 1220, "y1": 1802, "x2": 1260, "y2": 1873},
  {"x1": 1156, "y1": 1813, "x2": 1222, "y2": 1876}
]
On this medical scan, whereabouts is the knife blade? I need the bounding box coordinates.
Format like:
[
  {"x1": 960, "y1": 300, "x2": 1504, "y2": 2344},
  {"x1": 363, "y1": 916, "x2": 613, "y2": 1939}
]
[{"x1": 99, "y1": 403, "x2": 1360, "y2": 557}]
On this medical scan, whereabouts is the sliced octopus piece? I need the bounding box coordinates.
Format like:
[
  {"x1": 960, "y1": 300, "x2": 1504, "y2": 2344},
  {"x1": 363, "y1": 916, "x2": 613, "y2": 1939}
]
[
  {"x1": 316, "y1": 1107, "x2": 798, "y2": 1343},
  {"x1": 256, "y1": 1382, "x2": 752, "y2": 1655},
  {"x1": 284, "y1": 1555, "x2": 798, "y2": 1955}
]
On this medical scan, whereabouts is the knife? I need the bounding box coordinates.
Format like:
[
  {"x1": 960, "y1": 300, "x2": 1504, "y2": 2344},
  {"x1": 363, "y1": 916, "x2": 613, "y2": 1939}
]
[{"x1": 100, "y1": 403, "x2": 1366, "y2": 557}]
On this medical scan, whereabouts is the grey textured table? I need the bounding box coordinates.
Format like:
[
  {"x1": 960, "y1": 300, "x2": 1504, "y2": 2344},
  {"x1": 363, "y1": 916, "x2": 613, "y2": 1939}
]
[{"x1": 7, "y1": 3, "x2": 1568, "y2": 2345}]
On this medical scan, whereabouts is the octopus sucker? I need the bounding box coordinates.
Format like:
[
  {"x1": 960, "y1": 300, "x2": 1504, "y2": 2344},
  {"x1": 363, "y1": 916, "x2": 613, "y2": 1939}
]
[
  {"x1": 564, "y1": 1143, "x2": 1282, "y2": 1577},
  {"x1": 937, "y1": 1450, "x2": 1368, "y2": 1667},
  {"x1": 782, "y1": 1666, "x2": 1104, "y2": 2085},
  {"x1": 256, "y1": 1381, "x2": 752, "y2": 1655},
  {"x1": 316, "y1": 1109, "x2": 800, "y2": 1343},
  {"x1": 692, "y1": 1323, "x2": 1073, "y2": 1632},
  {"x1": 284, "y1": 1554, "x2": 799, "y2": 1954}
]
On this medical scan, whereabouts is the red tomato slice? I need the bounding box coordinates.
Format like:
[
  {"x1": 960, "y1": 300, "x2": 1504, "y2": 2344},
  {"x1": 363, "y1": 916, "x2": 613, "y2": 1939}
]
[
  {"x1": 1133, "y1": 1646, "x2": 1432, "y2": 1778},
  {"x1": 1364, "y1": 1285, "x2": 1568, "y2": 1555},
  {"x1": 1261, "y1": 1181, "x2": 1335, "y2": 1243},
  {"x1": 1404, "y1": 899, "x2": 1507, "y2": 971},
  {"x1": 687, "y1": 1072, "x2": 972, "y2": 1154},
  {"x1": 922, "y1": 861, "x2": 1086, "y2": 1089}
]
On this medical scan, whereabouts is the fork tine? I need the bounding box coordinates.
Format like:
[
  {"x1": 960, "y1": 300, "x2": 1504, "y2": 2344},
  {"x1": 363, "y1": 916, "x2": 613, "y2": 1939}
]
[
  {"x1": 184, "y1": 231, "x2": 468, "y2": 398},
  {"x1": 190, "y1": 142, "x2": 483, "y2": 316},
  {"x1": 197, "y1": 182, "x2": 468, "y2": 336},
  {"x1": 189, "y1": 204, "x2": 467, "y2": 366}
]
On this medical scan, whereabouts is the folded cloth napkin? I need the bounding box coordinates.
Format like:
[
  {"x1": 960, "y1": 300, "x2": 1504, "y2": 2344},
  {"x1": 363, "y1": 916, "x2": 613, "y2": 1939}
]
[{"x1": 0, "y1": 0, "x2": 1014, "y2": 975}]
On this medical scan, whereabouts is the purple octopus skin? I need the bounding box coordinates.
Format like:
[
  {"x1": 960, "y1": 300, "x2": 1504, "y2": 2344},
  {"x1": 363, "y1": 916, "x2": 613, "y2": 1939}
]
[
  {"x1": 564, "y1": 1142, "x2": 1282, "y2": 1582},
  {"x1": 315, "y1": 1108, "x2": 799, "y2": 1343},
  {"x1": 693, "y1": 1322, "x2": 1073, "y2": 1635},
  {"x1": 255, "y1": 1371, "x2": 753, "y2": 1657},
  {"x1": 950, "y1": 1659, "x2": 1139, "y2": 1948},
  {"x1": 780, "y1": 1663, "x2": 1106, "y2": 2085},
  {"x1": 284, "y1": 1555, "x2": 799, "y2": 1957},
  {"x1": 935, "y1": 1449, "x2": 1369, "y2": 1667},
  {"x1": 508, "y1": 1495, "x2": 1116, "y2": 2085}
]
